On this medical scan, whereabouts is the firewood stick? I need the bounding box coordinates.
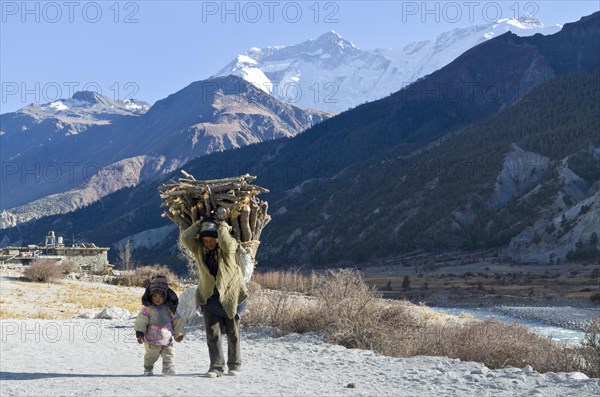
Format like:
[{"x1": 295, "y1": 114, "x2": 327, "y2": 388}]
[
  {"x1": 249, "y1": 201, "x2": 259, "y2": 236},
  {"x1": 196, "y1": 203, "x2": 205, "y2": 218},
  {"x1": 173, "y1": 213, "x2": 191, "y2": 229},
  {"x1": 207, "y1": 186, "x2": 218, "y2": 215},
  {"x1": 181, "y1": 170, "x2": 196, "y2": 180},
  {"x1": 161, "y1": 190, "x2": 189, "y2": 197},
  {"x1": 190, "y1": 206, "x2": 198, "y2": 223},
  {"x1": 181, "y1": 206, "x2": 192, "y2": 218},
  {"x1": 257, "y1": 215, "x2": 271, "y2": 240},
  {"x1": 203, "y1": 193, "x2": 211, "y2": 215},
  {"x1": 240, "y1": 204, "x2": 251, "y2": 242},
  {"x1": 230, "y1": 212, "x2": 241, "y2": 240},
  {"x1": 182, "y1": 194, "x2": 194, "y2": 209},
  {"x1": 213, "y1": 201, "x2": 236, "y2": 209},
  {"x1": 181, "y1": 174, "x2": 254, "y2": 186},
  {"x1": 209, "y1": 183, "x2": 244, "y2": 193},
  {"x1": 260, "y1": 202, "x2": 269, "y2": 219}
]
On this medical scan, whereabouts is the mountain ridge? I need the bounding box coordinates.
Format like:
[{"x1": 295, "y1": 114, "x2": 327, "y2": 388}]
[
  {"x1": 214, "y1": 16, "x2": 562, "y2": 112},
  {"x1": 0, "y1": 76, "x2": 331, "y2": 223}
]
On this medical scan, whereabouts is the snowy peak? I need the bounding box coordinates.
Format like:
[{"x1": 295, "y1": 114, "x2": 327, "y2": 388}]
[
  {"x1": 214, "y1": 30, "x2": 364, "y2": 83},
  {"x1": 13, "y1": 91, "x2": 150, "y2": 124},
  {"x1": 491, "y1": 15, "x2": 554, "y2": 35},
  {"x1": 492, "y1": 14, "x2": 546, "y2": 31},
  {"x1": 47, "y1": 91, "x2": 149, "y2": 115},
  {"x1": 303, "y1": 30, "x2": 358, "y2": 54},
  {"x1": 72, "y1": 90, "x2": 112, "y2": 105},
  {"x1": 511, "y1": 14, "x2": 545, "y2": 28},
  {"x1": 215, "y1": 18, "x2": 562, "y2": 112},
  {"x1": 267, "y1": 31, "x2": 364, "y2": 69}
]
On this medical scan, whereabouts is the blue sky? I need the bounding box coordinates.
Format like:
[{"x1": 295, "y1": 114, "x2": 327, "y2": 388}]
[{"x1": 1, "y1": 1, "x2": 598, "y2": 113}]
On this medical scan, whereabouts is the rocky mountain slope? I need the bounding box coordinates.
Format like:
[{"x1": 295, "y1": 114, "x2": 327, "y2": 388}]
[{"x1": 0, "y1": 77, "x2": 331, "y2": 226}]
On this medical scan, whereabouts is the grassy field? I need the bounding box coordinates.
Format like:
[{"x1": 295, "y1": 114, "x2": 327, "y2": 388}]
[
  {"x1": 357, "y1": 251, "x2": 600, "y2": 305},
  {"x1": 0, "y1": 269, "x2": 144, "y2": 319}
]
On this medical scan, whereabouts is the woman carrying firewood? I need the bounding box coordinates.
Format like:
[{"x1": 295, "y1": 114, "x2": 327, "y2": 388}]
[{"x1": 180, "y1": 213, "x2": 248, "y2": 378}]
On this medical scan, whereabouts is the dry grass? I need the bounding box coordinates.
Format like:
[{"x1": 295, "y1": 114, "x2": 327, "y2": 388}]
[
  {"x1": 0, "y1": 308, "x2": 27, "y2": 319},
  {"x1": 0, "y1": 268, "x2": 144, "y2": 319},
  {"x1": 246, "y1": 269, "x2": 600, "y2": 378},
  {"x1": 252, "y1": 269, "x2": 311, "y2": 293},
  {"x1": 114, "y1": 264, "x2": 181, "y2": 289},
  {"x1": 61, "y1": 283, "x2": 141, "y2": 313},
  {"x1": 0, "y1": 307, "x2": 80, "y2": 319}
]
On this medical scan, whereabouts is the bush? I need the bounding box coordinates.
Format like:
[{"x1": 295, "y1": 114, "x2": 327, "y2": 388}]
[
  {"x1": 244, "y1": 268, "x2": 600, "y2": 378},
  {"x1": 23, "y1": 259, "x2": 63, "y2": 283},
  {"x1": 578, "y1": 316, "x2": 600, "y2": 378},
  {"x1": 115, "y1": 264, "x2": 181, "y2": 288},
  {"x1": 590, "y1": 293, "x2": 600, "y2": 305},
  {"x1": 245, "y1": 269, "x2": 421, "y2": 355},
  {"x1": 59, "y1": 260, "x2": 80, "y2": 274}
]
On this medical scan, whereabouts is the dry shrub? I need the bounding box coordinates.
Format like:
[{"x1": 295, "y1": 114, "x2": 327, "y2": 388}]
[
  {"x1": 583, "y1": 316, "x2": 600, "y2": 349},
  {"x1": 23, "y1": 259, "x2": 63, "y2": 283},
  {"x1": 60, "y1": 260, "x2": 80, "y2": 274},
  {"x1": 245, "y1": 269, "x2": 421, "y2": 354},
  {"x1": 244, "y1": 268, "x2": 600, "y2": 378},
  {"x1": 308, "y1": 269, "x2": 419, "y2": 353},
  {"x1": 402, "y1": 315, "x2": 592, "y2": 375},
  {"x1": 115, "y1": 264, "x2": 180, "y2": 288},
  {"x1": 252, "y1": 269, "x2": 310, "y2": 293},
  {"x1": 417, "y1": 319, "x2": 559, "y2": 369},
  {"x1": 246, "y1": 280, "x2": 262, "y2": 295},
  {"x1": 577, "y1": 316, "x2": 600, "y2": 378},
  {"x1": 244, "y1": 290, "x2": 314, "y2": 334}
]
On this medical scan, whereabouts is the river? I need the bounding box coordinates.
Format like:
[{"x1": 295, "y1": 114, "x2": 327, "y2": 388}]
[{"x1": 432, "y1": 306, "x2": 597, "y2": 344}]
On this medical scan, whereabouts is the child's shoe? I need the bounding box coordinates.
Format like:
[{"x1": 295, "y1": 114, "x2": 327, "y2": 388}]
[
  {"x1": 144, "y1": 366, "x2": 153, "y2": 376},
  {"x1": 162, "y1": 366, "x2": 176, "y2": 376}
]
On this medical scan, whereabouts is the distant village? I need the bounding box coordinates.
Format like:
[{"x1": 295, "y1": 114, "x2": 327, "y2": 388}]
[{"x1": 0, "y1": 231, "x2": 112, "y2": 274}]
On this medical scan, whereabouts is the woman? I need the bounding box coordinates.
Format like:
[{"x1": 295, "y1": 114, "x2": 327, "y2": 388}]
[{"x1": 180, "y1": 216, "x2": 248, "y2": 378}]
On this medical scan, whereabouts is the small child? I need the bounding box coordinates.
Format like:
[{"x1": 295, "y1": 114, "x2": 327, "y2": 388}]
[{"x1": 134, "y1": 275, "x2": 185, "y2": 376}]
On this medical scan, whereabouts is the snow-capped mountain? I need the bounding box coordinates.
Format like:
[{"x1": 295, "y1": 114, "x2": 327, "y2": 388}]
[
  {"x1": 214, "y1": 16, "x2": 561, "y2": 112},
  {"x1": 0, "y1": 76, "x2": 331, "y2": 225},
  {"x1": 1, "y1": 91, "x2": 149, "y2": 137}
]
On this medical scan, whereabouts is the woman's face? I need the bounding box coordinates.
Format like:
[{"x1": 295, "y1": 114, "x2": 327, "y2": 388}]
[{"x1": 202, "y1": 236, "x2": 218, "y2": 251}]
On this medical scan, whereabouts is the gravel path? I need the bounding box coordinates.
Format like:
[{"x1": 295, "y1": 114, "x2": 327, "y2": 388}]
[{"x1": 1, "y1": 319, "x2": 599, "y2": 397}]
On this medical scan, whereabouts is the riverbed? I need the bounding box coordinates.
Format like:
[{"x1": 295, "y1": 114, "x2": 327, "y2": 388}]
[{"x1": 433, "y1": 306, "x2": 600, "y2": 344}]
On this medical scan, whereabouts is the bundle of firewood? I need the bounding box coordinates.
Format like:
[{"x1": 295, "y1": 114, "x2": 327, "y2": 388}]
[{"x1": 158, "y1": 171, "x2": 270, "y2": 255}]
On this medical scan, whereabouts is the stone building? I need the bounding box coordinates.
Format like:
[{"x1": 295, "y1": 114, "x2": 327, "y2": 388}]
[{"x1": 0, "y1": 231, "x2": 111, "y2": 274}]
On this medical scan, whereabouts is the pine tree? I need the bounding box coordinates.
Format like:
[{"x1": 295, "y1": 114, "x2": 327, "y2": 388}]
[{"x1": 402, "y1": 276, "x2": 411, "y2": 291}]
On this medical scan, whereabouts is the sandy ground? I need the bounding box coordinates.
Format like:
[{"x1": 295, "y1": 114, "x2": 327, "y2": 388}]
[
  {"x1": 1, "y1": 267, "x2": 599, "y2": 396},
  {"x1": 1, "y1": 319, "x2": 599, "y2": 397}
]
